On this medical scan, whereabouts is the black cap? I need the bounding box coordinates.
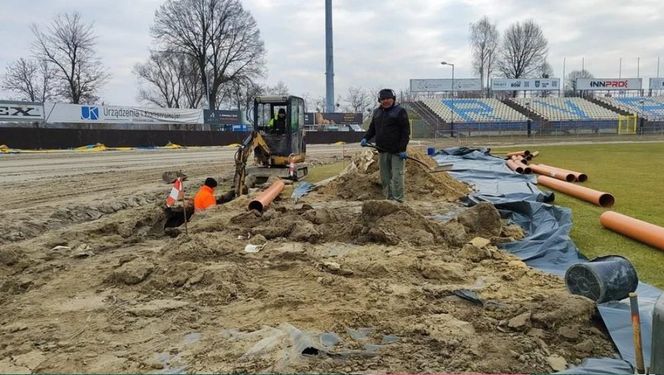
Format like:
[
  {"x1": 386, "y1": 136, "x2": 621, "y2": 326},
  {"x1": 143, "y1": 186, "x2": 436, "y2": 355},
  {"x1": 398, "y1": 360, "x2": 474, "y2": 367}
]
[
  {"x1": 378, "y1": 88, "x2": 395, "y2": 101},
  {"x1": 278, "y1": 108, "x2": 286, "y2": 114},
  {"x1": 204, "y1": 177, "x2": 218, "y2": 188}
]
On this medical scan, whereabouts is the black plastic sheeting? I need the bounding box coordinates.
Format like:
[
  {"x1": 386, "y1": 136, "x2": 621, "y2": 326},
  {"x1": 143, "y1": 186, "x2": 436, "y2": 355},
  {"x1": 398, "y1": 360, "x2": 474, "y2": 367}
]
[{"x1": 435, "y1": 147, "x2": 662, "y2": 374}]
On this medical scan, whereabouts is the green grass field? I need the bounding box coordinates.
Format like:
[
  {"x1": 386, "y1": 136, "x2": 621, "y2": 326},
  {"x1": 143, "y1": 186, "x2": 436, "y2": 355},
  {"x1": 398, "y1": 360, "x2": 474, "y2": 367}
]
[
  {"x1": 493, "y1": 142, "x2": 664, "y2": 289},
  {"x1": 305, "y1": 142, "x2": 664, "y2": 289}
]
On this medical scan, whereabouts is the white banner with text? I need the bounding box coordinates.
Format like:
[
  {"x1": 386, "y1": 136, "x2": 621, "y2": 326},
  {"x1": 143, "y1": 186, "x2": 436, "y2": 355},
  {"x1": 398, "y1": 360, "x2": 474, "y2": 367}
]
[
  {"x1": 44, "y1": 103, "x2": 204, "y2": 124},
  {"x1": 491, "y1": 78, "x2": 560, "y2": 91},
  {"x1": 575, "y1": 78, "x2": 642, "y2": 91},
  {"x1": 410, "y1": 78, "x2": 482, "y2": 92}
]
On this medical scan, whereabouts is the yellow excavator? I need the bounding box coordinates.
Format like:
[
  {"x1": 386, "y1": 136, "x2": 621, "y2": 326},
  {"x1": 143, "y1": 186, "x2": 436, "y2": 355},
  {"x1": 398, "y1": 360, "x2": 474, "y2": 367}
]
[{"x1": 233, "y1": 95, "x2": 308, "y2": 196}]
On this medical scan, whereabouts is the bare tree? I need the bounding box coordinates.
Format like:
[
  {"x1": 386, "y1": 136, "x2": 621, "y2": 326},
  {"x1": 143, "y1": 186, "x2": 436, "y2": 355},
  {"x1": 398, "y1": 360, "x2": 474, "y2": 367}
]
[
  {"x1": 536, "y1": 61, "x2": 554, "y2": 97},
  {"x1": 2, "y1": 58, "x2": 55, "y2": 102},
  {"x1": 566, "y1": 69, "x2": 594, "y2": 95},
  {"x1": 265, "y1": 81, "x2": 289, "y2": 96},
  {"x1": 151, "y1": 0, "x2": 266, "y2": 110},
  {"x1": 31, "y1": 12, "x2": 109, "y2": 104},
  {"x1": 498, "y1": 20, "x2": 548, "y2": 80},
  {"x1": 469, "y1": 16, "x2": 499, "y2": 97},
  {"x1": 539, "y1": 61, "x2": 553, "y2": 78},
  {"x1": 342, "y1": 87, "x2": 373, "y2": 113},
  {"x1": 301, "y1": 92, "x2": 325, "y2": 113},
  {"x1": 219, "y1": 77, "x2": 263, "y2": 123},
  {"x1": 181, "y1": 63, "x2": 206, "y2": 109},
  {"x1": 134, "y1": 51, "x2": 203, "y2": 108}
]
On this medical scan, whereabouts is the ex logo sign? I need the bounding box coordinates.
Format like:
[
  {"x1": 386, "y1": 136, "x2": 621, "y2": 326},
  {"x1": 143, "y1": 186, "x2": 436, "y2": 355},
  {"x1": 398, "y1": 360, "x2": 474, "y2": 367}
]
[
  {"x1": 0, "y1": 103, "x2": 44, "y2": 120},
  {"x1": 0, "y1": 105, "x2": 41, "y2": 117}
]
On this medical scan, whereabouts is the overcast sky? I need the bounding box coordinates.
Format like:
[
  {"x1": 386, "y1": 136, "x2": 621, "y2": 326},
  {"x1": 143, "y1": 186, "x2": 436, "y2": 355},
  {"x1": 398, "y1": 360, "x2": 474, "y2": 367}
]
[{"x1": 1, "y1": 0, "x2": 664, "y2": 106}]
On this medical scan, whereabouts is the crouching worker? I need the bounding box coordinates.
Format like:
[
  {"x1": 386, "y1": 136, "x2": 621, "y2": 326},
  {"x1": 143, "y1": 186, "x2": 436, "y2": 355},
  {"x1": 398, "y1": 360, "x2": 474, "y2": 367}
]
[{"x1": 193, "y1": 177, "x2": 236, "y2": 212}]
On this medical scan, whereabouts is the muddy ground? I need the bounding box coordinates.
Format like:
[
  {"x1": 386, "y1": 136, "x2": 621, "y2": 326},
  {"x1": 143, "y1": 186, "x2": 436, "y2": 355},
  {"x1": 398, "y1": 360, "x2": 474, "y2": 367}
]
[{"x1": 0, "y1": 147, "x2": 617, "y2": 373}]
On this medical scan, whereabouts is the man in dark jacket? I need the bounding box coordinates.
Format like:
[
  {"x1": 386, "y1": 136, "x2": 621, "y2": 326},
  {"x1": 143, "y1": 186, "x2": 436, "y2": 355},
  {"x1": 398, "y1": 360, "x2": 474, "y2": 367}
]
[{"x1": 360, "y1": 88, "x2": 410, "y2": 202}]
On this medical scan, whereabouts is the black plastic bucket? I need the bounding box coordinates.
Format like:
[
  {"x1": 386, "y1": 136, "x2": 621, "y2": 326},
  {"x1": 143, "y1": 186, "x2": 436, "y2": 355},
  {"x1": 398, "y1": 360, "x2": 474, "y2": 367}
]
[{"x1": 564, "y1": 255, "x2": 638, "y2": 303}]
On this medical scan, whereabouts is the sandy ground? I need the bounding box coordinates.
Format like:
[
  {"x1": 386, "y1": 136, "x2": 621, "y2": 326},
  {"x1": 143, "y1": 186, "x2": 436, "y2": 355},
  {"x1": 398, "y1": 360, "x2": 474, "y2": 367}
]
[{"x1": 0, "y1": 146, "x2": 617, "y2": 373}]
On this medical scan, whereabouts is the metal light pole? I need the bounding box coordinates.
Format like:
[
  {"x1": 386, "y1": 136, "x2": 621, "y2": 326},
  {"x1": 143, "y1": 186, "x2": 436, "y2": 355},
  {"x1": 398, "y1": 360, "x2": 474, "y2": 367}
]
[
  {"x1": 619, "y1": 57, "x2": 622, "y2": 78},
  {"x1": 325, "y1": 0, "x2": 335, "y2": 113},
  {"x1": 441, "y1": 61, "x2": 455, "y2": 137}
]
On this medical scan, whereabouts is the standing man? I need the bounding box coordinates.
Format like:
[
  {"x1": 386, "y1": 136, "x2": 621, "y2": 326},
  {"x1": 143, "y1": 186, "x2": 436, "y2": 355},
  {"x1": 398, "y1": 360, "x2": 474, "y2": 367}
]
[{"x1": 360, "y1": 88, "x2": 410, "y2": 202}]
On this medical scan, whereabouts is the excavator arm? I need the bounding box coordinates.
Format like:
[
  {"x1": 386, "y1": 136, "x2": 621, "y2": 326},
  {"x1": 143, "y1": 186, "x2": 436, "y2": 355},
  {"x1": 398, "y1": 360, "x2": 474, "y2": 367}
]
[{"x1": 233, "y1": 131, "x2": 271, "y2": 196}]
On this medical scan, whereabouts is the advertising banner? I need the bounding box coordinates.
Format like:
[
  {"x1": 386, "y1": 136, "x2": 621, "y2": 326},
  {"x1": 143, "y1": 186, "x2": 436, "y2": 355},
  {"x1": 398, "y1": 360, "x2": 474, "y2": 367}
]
[
  {"x1": 575, "y1": 78, "x2": 642, "y2": 91},
  {"x1": 491, "y1": 78, "x2": 560, "y2": 91},
  {"x1": 650, "y1": 78, "x2": 664, "y2": 90},
  {"x1": 44, "y1": 103, "x2": 204, "y2": 124},
  {"x1": 0, "y1": 101, "x2": 44, "y2": 121},
  {"x1": 410, "y1": 78, "x2": 482, "y2": 92},
  {"x1": 305, "y1": 112, "x2": 363, "y2": 125},
  {"x1": 204, "y1": 109, "x2": 241, "y2": 125}
]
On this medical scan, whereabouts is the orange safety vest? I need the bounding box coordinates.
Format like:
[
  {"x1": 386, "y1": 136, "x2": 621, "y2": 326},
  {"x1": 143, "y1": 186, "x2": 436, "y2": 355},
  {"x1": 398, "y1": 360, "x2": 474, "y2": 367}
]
[{"x1": 193, "y1": 185, "x2": 216, "y2": 211}]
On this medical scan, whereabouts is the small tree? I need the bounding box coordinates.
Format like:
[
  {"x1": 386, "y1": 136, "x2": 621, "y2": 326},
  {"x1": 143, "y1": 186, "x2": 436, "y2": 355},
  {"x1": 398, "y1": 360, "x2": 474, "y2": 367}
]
[
  {"x1": 498, "y1": 20, "x2": 548, "y2": 80},
  {"x1": 566, "y1": 70, "x2": 594, "y2": 96},
  {"x1": 265, "y1": 81, "x2": 289, "y2": 96},
  {"x1": 31, "y1": 12, "x2": 109, "y2": 103},
  {"x1": 2, "y1": 58, "x2": 55, "y2": 102},
  {"x1": 470, "y1": 16, "x2": 499, "y2": 97},
  {"x1": 342, "y1": 87, "x2": 373, "y2": 113},
  {"x1": 134, "y1": 51, "x2": 203, "y2": 108},
  {"x1": 219, "y1": 77, "x2": 263, "y2": 123}
]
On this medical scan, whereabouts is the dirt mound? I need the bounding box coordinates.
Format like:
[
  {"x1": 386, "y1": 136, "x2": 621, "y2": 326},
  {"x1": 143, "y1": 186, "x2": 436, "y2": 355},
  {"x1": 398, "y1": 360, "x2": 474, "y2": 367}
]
[
  {"x1": 0, "y1": 152, "x2": 618, "y2": 373},
  {"x1": 224, "y1": 200, "x2": 502, "y2": 249},
  {"x1": 318, "y1": 148, "x2": 469, "y2": 202},
  {"x1": 0, "y1": 192, "x2": 163, "y2": 245}
]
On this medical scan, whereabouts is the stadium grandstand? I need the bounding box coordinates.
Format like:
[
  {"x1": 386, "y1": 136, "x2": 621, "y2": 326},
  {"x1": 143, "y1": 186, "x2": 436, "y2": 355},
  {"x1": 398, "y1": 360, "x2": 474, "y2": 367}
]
[
  {"x1": 599, "y1": 96, "x2": 664, "y2": 120},
  {"x1": 411, "y1": 98, "x2": 529, "y2": 136},
  {"x1": 421, "y1": 98, "x2": 528, "y2": 123},
  {"x1": 512, "y1": 97, "x2": 617, "y2": 121},
  {"x1": 508, "y1": 97, "x2": 620, "y2": 134}
]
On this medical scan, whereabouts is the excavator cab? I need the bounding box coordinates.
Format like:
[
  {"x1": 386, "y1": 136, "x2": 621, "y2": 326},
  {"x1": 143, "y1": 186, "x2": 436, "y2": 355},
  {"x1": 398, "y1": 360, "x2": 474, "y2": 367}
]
[
  {"x1": 254, "y1": 95, "x2": 306, "y2": 165},
  {"x1": 232, "y1": 95, "x2": 308, "y2": 196}
]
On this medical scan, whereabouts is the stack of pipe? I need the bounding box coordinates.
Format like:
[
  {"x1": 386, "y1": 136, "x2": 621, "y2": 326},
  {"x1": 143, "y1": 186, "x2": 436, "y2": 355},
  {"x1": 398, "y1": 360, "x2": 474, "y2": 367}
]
[
  {"x1": 504, "y1": 150, "x2": 532, "y2": 174},
  {"x1": 505, "y1": 151, "x2": 664, "y2": 254}
]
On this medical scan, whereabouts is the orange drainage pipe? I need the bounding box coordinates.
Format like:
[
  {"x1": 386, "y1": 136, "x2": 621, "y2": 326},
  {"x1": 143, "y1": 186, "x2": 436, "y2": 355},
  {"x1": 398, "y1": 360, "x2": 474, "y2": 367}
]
[
  {"x1": 506, "y1": 159, "x2": 524, "y2": 173},
  {"x1": 510, "y1": 155, "x2": 528, "y2": 165},
  {"x1": 530, "y1": 163, "x2": 576, "y2": 182},
  {"x1": 507, "y1": 159, "x2": 532, "y2": 174},
  {"x1": 539, "y1": 163, "x2": 588, "y2": 182},
  {"x1": 248, "y1": 179, "x2": 285, "y2": 213},
  {"x1": 506, "y1": 150, "x2": 531, "y2": 157},
  {"x1": 600, "y1": 211, "x2": 664, "y2": 251},
  {"x1": 537, "y1": 175, "x2": 615, "y2": 207}
]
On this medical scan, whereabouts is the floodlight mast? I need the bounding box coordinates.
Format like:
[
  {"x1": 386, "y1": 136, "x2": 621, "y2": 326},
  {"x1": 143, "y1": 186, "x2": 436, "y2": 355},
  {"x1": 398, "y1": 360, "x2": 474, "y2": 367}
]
[{"x1": 325, "y1": 0, "x2": 335, "y2": 113}]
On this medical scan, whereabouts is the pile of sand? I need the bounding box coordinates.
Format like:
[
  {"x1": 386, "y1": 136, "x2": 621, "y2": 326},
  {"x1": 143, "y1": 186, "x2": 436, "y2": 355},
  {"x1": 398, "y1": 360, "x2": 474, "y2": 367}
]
[
  {"x1": 0, "y1": 155, "x2": 617, "y2": 373},
  {"x1": 318, "y1": 148, "x2": 469, "y2": 202}
]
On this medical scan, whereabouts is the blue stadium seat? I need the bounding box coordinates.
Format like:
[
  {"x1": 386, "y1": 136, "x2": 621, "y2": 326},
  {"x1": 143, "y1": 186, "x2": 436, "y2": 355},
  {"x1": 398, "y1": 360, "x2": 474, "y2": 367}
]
[
  {"x1": 421, "y1": 98, "x2": 527, "y2": 123},
  {"x1": 513, "y1": 98, "x2": 617, "y2": 121},
  {"x1": 604, "y1": 97, "x2": 664, "y2": 120}
]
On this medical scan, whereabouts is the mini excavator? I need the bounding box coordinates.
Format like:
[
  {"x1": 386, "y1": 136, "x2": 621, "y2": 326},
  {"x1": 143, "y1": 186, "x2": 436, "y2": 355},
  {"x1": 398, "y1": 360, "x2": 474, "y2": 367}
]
[{"x1": 233, "y1": 95, "x2": 308, "y2": 196}]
